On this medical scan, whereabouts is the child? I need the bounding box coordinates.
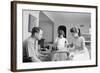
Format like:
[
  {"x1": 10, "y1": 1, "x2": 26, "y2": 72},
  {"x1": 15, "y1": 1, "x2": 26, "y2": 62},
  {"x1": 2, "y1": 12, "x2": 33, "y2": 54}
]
[
  {"x1": 52, "y1": 30, "x2": 68, "y2": 61},
  {"x1": 69, "y1": 27, "x2": 90, "y2": 61}
]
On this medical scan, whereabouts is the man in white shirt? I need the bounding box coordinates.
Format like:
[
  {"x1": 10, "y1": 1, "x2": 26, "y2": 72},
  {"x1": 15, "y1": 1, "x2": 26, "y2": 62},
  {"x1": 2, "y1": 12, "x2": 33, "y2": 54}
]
[{"x1": 23, "y1": 27, "x2": 43, "y2": 62}]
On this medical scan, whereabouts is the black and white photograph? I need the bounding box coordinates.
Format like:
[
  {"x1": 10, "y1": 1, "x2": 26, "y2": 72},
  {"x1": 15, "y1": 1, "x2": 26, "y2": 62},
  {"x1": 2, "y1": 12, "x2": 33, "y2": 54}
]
[
  {"x1": 11, "y1": 1, "x2": 97, "y2": 72},
  {"x1": 23, "y1": 10, "x2": 91, "y2": 62}
]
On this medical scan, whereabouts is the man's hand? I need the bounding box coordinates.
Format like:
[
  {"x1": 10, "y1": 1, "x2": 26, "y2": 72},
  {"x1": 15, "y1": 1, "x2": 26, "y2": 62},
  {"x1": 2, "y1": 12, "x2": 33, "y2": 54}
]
[{"x1": 31, "y1": 57, "x2": 41, "y2": 62}]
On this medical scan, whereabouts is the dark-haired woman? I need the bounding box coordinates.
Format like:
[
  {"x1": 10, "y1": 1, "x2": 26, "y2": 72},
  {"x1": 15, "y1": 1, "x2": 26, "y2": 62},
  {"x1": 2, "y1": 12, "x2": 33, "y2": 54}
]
[
  {"x1": 52, "y1": 30, "x2": 68, "y2": 61},
  {"x1": 69, "y1": 27, "x2": 90, "y2": 61}
]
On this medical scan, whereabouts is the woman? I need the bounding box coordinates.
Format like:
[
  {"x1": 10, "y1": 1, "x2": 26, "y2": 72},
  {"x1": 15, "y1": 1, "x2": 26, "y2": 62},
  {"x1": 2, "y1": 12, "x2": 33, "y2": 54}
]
[
  {"x1": 52, "y1": 30, "x2": 68, "y2": 61},
  {"x1": 69, "y1": 27, "x2": 90, "y2": 61}
]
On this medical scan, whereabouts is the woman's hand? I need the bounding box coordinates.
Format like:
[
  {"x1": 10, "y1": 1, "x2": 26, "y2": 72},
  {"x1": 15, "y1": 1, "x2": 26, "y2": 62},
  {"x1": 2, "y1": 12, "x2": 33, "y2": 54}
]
[
  {"x1": 68, "y1": 46, "x2": 75, "y2": 52},
  {"x1": 69, "y1": 52, "x2": 74, "y2": 60}
]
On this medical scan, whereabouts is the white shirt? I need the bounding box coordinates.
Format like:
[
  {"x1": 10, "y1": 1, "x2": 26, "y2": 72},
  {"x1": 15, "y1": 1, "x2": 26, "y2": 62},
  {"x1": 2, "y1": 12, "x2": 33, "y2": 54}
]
[
  {"x1": 23, "y1": 37, "x2": 41, "y2": 62},
  {"x1": 55, "y1": 37, "x2": 68, "y2": 51}
]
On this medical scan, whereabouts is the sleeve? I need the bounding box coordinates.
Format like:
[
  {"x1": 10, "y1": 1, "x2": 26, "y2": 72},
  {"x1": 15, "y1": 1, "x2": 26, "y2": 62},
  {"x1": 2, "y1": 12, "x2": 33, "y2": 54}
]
[
  {"x1": 54, "y1": 37, "x2": 58, "y2": 46},
  {"x1": 27, "y1": 40, "x2": 41, "y2": 62},
  {"x1": 54, "y1": 37, "x2": 58, "y2": 43},
  {"x1": 81, "y1": 37, "x2": 86, "y2": 49},
  {"x1": 65, "y1": 38, "x2": 68, "y2": 45},
  {"x1": 65, "y1": 38, "x2": 69, "y2": 48}
]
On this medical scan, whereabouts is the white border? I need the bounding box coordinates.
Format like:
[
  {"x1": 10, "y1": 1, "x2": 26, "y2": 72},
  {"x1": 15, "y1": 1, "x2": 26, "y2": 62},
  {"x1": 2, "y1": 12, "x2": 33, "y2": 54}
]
[{"x1": 17, "y1": 3, "x2": 96, "y2": 69}]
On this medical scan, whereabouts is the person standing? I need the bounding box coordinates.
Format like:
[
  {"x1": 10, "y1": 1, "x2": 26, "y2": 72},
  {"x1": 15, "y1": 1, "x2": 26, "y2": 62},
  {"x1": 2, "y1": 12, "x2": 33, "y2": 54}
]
[
  {"x1": 52, "y1": 30, "x2": 68, "y2": 61},
  {"x1": 69, "y1": 27, "x2": 90, "y2": 61}
]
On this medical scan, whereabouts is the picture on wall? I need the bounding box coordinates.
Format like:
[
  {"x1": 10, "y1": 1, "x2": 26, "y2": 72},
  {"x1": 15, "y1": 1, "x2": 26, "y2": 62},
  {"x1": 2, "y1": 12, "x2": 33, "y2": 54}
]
[{"x1": 11, "y1": 1, "x2": 98, "y2": 72}]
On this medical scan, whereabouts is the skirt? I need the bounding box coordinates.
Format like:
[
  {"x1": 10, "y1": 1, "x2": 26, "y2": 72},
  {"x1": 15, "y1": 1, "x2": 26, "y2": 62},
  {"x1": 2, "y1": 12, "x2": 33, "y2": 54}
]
[
  {"x1": 52, "y1": 51, "x2": 68, "y2": 61},
  {"x1": 72, "y1": 48, "x2": 90, "y2": 61}
]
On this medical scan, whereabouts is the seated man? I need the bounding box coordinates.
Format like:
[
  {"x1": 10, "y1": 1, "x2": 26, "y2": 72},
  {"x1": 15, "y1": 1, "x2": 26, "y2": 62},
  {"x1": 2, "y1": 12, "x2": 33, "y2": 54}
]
[{"x1": 23, "y1": 27, "x2": 43, "y2": 62}]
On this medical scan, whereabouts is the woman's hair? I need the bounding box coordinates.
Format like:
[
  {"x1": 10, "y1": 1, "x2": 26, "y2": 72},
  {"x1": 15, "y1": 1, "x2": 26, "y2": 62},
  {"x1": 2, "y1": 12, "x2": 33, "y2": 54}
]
[
  {"x1": 70, "y1": 27, "x2": 81, "y2": 36},
  {"x1": 58, "y1": 30, "x2": 65, "y2": 37},
  {"x1": 31, "y1": 27, "x2": 42, "y2": 36}
]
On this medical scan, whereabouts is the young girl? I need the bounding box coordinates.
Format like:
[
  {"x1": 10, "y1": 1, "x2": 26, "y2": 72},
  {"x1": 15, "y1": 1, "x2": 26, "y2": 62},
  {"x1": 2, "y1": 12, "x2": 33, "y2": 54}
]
[
  {"x1": 69, "y1": 27, "x2": 90, "y2": 61},
  {"x1": 52, "y1": 30, "x2": 68, "y2": 61}
]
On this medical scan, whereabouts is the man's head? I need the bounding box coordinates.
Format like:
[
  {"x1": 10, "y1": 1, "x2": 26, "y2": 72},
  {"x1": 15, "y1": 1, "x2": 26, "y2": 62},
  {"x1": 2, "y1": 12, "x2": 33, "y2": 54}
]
[{"x1": 31, "y1": 27, "x2": 43, "y2": 40}]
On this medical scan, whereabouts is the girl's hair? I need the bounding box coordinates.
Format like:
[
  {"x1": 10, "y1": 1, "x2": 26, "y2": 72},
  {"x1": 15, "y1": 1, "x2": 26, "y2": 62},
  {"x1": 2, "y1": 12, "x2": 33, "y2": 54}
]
[
  {"x1": 31, "y1": 27, "x2": 42, "y2": 36},
  {"x1": 70, "y1": 27, "x2": 81, "y2": 36},
  {"x1": 58, "y1": 30, "x2": 65, "y2": 37}
]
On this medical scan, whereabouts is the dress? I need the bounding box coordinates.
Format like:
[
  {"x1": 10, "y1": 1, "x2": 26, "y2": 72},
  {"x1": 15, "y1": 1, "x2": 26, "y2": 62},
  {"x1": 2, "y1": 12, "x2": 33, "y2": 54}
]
[
  {"x1": 52, "y1": 37, "x2": 68, "y2": 61},
  {"x1": 70, "y1": 36, "x2": 90, "y2": 61}
]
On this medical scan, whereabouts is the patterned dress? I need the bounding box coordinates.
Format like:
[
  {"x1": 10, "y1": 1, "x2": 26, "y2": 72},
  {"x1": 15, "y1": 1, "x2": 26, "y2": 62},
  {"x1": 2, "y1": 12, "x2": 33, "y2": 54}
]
[{"x1": 70, "y1": 36, "x2": 90, "y2": 61}]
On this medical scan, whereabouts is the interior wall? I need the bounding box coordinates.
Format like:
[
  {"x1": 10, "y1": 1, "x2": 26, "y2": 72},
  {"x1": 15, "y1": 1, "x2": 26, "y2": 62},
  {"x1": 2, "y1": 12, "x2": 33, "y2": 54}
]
[
  {"x1": 22, "y1": 10, "x2": 40, "y2": 41},
  {"x1": 23, "y1": 10, "x2": 91, "y2": 43},
  {"x1": 39, "y1": 21, "x2": 54, "y2": 43},
  {"x1": 43, "y1": 12, "x2": 91, "y2": 42},
  {"x1": 39, "y1": 11, "x2": 54, "y2": 43}
]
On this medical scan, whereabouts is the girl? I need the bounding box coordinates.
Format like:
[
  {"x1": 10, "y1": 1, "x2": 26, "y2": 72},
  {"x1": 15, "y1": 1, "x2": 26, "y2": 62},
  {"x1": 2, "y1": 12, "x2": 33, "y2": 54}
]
[
  {"x1": 69, "y1": 27, "x2": 90, "y2": 61},
  {"x1": 52, "y1": 30, "x2": 68, "y2": 61}
]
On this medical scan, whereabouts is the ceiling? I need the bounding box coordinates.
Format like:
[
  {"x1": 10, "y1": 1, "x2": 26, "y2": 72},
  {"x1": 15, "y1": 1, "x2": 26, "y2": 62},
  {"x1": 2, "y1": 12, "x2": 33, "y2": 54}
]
[{"x1": 42, "y1": 11, "x2": 91, "y2": 24}]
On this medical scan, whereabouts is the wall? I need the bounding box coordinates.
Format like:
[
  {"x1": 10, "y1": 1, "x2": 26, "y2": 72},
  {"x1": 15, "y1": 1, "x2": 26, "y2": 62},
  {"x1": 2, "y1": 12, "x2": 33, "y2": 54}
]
[
  {"x1": 39, "y1": 11, "x2": 54, "y2": 43},
  {"x1": 23, "y1": 10, "x2": 90, "y2": 42},
  {"x1": 43, "y1": 11, "x2": 91, "y2": 42},
  {"x1": 23, "y1": 10, "x2": 54, "y2": 42},
  {"x1": 23, "y1": 10, "x2": 40, "y2": 41}
]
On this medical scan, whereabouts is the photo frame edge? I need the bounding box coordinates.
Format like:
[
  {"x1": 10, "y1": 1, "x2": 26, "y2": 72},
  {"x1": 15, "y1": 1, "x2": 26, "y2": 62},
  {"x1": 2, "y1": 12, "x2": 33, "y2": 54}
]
[
  {"x1": 11, "y1": 1, "x2": 17, "y2": 72},
  {"x1": 11, "y1": 1, "x2": 98, "y2": 72}
]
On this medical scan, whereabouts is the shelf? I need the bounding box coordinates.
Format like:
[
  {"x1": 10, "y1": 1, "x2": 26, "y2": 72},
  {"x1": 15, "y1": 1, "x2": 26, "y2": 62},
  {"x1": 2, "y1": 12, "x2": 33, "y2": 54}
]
[
  {"x1": 85, "y1": 41, "x2": 91, "y2": 43},
  {"x1": 82, "y1": 33, "x2": 91, "y2": 35}
]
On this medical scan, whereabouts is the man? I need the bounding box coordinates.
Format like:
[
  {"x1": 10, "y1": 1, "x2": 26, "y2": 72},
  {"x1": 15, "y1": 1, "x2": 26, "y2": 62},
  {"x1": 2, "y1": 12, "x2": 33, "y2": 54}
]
[{"x1": 23, "y1": 27, "x2": 43, "y2": 62}]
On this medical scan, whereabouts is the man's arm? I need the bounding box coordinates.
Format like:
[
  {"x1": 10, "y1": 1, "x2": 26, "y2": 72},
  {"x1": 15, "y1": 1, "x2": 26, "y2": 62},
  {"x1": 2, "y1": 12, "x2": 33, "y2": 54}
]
[{"x1": 28, "y1": 41, "x2": 41, "y2": 62}]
